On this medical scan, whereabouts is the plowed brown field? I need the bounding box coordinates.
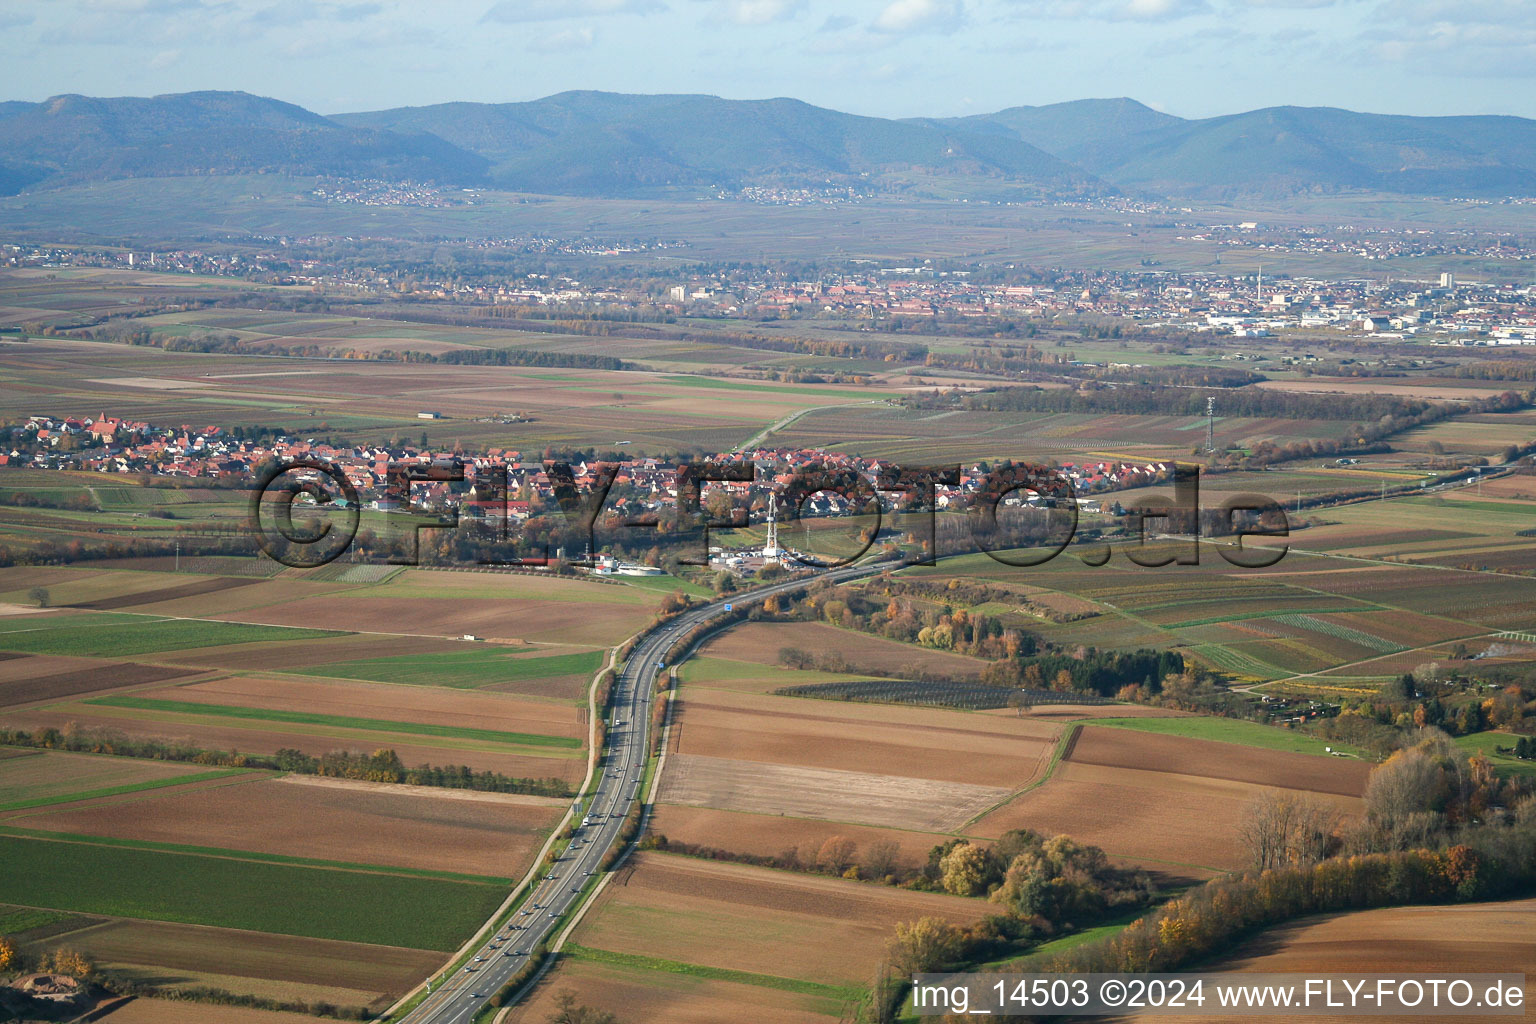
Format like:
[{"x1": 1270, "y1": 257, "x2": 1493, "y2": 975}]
[
  {"x1": 11, "y1": 774, "x2": 563, "y2": 876},
  {"x1": 506, "y1": 958, "x2": 843, "y2": 1024},
  {"x1": 1116, "y1": 898, "x2": 1536, "y2": 1024},
  {"x1": 671, "y1": 689, "x2": 1057, "y2": 787},
  {"x1": 41, "y1": 918, "x2": 438, "y2": 1005},
  {"x1": 574, "y1": 853, "x2": 991, "y2": 987},
  {"x1": 134, "y1": 674, "x2": 583, "y2": 739},
  {"x1": 1067, "y1": 726, "x2": 1372, "y2": 797},
  {"x1": 0, "y1": 707, "x2": 585, "y2": 782},
  {"x1": 972, "y1": 760, "x2": 1360, "y2": 876},
  {"x1": 650, "y1": 804, "x2": 946, "y2": 868}
]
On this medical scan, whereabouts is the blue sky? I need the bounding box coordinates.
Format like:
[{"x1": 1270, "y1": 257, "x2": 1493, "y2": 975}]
[{"x1": 2, "y1": 0, "x2": 1532, "y2": 119}]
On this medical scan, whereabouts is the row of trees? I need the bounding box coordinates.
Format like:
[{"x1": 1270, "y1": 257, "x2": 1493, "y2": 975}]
[{"x1": 0, "y1": 726, "x2": 572, "y2": 798}]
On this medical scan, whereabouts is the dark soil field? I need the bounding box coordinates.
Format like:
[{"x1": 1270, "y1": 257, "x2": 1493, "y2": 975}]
[
  {"x1": 0, "y1": 656, "x2": 202, "y2": 707},
  {"x1": 11, "y1": 774, "x2": 562, "y2": 876},
  {"x1": 1066, "y1": 725, "x2": 1372, "y2": 797}
]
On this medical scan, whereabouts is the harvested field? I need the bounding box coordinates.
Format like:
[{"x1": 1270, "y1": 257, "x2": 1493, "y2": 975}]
[
  {"x1": 212, "y1": 594, "x2": 648, "y2": 644},
  {"x1": 699, "y1": 620, "x2": 990, "y2": 678},
  {"x1": 573, "y1": 853, "x2": 990, "y2": 987},
  {"x1": 506, "y1": 954, "x2": 843, "y2": 1024},
  {"x1": 36, "y1": 918, "x2": 438, "y2": 1009},
  {"x1": 649, "y1": 804, "x2": 945, "y2": 867},
  {"x1": 10, "y1": 774, "x2": 563, "y2": 876},
  {"x1": 1116, "y1": 898, "x2": 1536, "y2": 1024},
  {"x1": 135, "y1": 674, "x2": 584, "y2": 741},
  {"x1": 658, "y1": 753, "x2": 1009, "y2": 832},
  {"x1": 972, "y1": 760, "x2": 1360, "y2": 876},
  {"x1": 0, "y1": 707, "x2": 585, "y2": 783},
  {"x1": 1066, "y1": 726, "x2": 1372, "y2": 797},
  {"x1": 99, "y1": 1000, "x2": 337, "y2": 1024},
  {"x1": 0, "y1": 750, "x2": 214, "y2": 809},
  {"x1": 0, "y1": 657, "x2": 201, "y2": 707},
  {"x1": 71, "y1": 577, "x2": 262, "y2": 610},
  {"x1": 671, "y1": 689, "x2": 1058, "y2": 787}
]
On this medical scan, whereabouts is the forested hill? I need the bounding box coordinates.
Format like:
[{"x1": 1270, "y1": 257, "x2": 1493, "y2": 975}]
[
  {"x1": 3, "y1": 88, "x2": 1536, "y2": 201},
  {"x1": 333, "y1": 91, "x2": 1100, "y2": 197}
]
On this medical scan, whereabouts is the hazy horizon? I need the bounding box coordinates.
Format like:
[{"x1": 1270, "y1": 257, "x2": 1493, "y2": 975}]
[{"x1": 1, "y1": 0, "x2": 1532, "y2": 123}]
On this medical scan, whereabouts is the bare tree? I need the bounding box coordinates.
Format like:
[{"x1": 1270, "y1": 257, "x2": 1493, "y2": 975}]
[
  {"x1": 862, "y1": 839, "x2": 902, "y2": 880},
  {"x1": 1008, "y1": 689, "x2": 1034, "y2": 717},
  {"x1": 817, "y1": 835, "x2": 858, "y2": 874},
  {"x1": 1365, "y1": 747, "x2": 1449, "y2": 848},
  {"x1": 1239, "y1": 792, "x2": 1339, "y2": 870}
]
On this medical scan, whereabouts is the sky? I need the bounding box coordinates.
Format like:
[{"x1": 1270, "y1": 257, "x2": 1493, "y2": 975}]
[{"x1": 1, "y1": 0, "x2": 1533, "y2": 120}]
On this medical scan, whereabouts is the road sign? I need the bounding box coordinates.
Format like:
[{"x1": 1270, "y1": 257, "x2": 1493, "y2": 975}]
[{"x1": 724, "y1": 603, "x2": 732, "y2": 611}]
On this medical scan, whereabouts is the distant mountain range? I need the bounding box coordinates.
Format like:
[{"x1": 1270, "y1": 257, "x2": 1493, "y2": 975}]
[{"x1": 2, "y1": 89, "x2": 1535, "y2": 201}]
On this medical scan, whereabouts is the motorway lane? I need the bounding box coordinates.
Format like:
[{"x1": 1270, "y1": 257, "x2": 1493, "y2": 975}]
[{"x1": 399, "y1": 563, "x2": 880, "y2": 1024}]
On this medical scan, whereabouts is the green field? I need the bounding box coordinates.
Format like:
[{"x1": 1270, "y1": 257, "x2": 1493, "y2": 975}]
[
  {"x1": 1087, "y1": 716, "x2": 1366, "y2": 759},
  {"x1": 0, "y1": 904, "x2": 76, "y2": 937},
  {"x1": 82, "y1": 695, "x2": 580, "y2": 749},
  {"x1": 0, "y1": 834, "x2": 505, "y2": 950},
  {"x1": 299, "y1": 646, "x2": 605, "y2": 689},
  {"x1": 0, "y1": 767, "x2": 244, "y2": 813},
  {"x1": 1453, "y1": 731, "x2": 1536, "y2": 778},
  {"x1": 0, "y1": 616, "x2": 343, "y2": 657},
  {"x1": 563, "y1": 945, "x2": 860, "y2": 1001}
]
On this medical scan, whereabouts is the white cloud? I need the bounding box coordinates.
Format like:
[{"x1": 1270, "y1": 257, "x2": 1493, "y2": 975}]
[
  {"x1": 720, "y1": 0, "x2": 803, "y2": 25},
  {"x1": 871, "y1": 0, "x2": 963, "y2": 34},
  {"x1": 1110, "y1": 0, "x2": 1209, "y2": 20},
  {"x1": 482, "y1": 0, "x2": 663, "y2": 24},
  {"x1": 147, "y1": 46, "x2": 182, "y2": 67},
  {"x1": 527, "y1": 24, "x2": 597, "y2": 49}
]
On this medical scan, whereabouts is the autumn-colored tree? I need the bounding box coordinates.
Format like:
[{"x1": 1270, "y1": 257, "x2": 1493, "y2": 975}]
[
  {"x1": 939, "y1": 841, "x2": 991, "y2": 897},
  {"x1": 46, "y1": 947, "x2": 93, "y2": 979},
  {"x1": 886, "y1": 917, "x2": 963, "y2": 975},
  {"x1": 0, "y1": 936, "x2": 17, "y2": 972}
]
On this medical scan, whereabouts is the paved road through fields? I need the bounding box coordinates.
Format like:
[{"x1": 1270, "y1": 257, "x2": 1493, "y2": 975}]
[{"x1": 398, "y1": 561, "x2": 881, "y2": 1024}]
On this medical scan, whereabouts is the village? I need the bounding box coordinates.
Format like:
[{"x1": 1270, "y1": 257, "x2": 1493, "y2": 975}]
[{"x1": 4, "y1": 413, "x2": 1171, "y2": 536}]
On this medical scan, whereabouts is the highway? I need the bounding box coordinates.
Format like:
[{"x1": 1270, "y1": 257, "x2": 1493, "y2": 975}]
[{"x1": 397, "y1": 560, "x2": 882, "y2": 1024}]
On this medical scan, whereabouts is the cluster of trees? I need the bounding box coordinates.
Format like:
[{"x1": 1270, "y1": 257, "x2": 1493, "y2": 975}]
[
  {"x1": 933, "y1": 832, "x2": 1152, "y2": 925},
  {"x1": 641, "y1": 832, "x2": 909, "y2": 885},
  {"x1": 981, "y1": 648, "x2": 1183, "y2": 699},
  {"x1": 1453, "y1": 358, "x2": 1536, "y2": 382},
  {"x1": 1508, "y1": 737, "x2": 1536, "y2": 760},
  {"x1": 0, "y1": 726, "x2": 571, "y2": 797},
  {"x1": 774, "y1": 581, "x2": 1028, "y2": 661},
  {"x1": 1041, "y1": 820, "x2": 1536, "y2": 979},
  {"x1": 0, "y1": 490, "x2": 99, "y2": 512},
  {"x1": 1236, "y1": 390, "x2": 1529, "y2": 469},
  {"x1": 0, "y1": 940, "x2": 93, "y2": 979},
  {"x1": 1238, "y1": 730, "x2": 1530, "y2": 874},
  {"x1": 1309, "y1": 674, "x2": 1535, "y2": 757},
  {"x1": 98, "y1": 972, "x2": 370, "y2": 1020}
]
